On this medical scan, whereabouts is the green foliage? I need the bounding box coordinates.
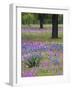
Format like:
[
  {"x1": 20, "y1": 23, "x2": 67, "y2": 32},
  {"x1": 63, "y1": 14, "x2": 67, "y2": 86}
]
[
  {"x1": 58, "y1": 15, "x2": 63, "y2": 24},
  {"x1": 22, "y1": 13, "x2": 35, "y2": 26},
  {"x1": 21, "y1": 13, "x2": 63, "y2": 25},
  {"x1": 25, "y1": 56, "x2": 41, "y2": 68}
]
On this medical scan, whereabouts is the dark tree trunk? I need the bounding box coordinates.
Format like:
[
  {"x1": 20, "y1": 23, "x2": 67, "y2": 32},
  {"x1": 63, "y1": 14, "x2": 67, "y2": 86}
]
[
  {"x1": 39, "y1": 14, "x2": 44, "y2": 29},
  {"x1": 52, "y1": 14, "x2": 58, "y2": 38}
]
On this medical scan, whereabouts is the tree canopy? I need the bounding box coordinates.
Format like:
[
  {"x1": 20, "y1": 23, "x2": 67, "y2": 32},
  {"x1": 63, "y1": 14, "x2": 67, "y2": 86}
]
[{"x1": 21, "y1": 13, "x2": 63, "y2": 25}]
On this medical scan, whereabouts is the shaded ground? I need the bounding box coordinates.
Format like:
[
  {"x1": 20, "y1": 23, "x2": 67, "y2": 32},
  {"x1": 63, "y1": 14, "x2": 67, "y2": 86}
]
[{"x1": 22, "y1": 25, "x2": 63, "y2": 33}]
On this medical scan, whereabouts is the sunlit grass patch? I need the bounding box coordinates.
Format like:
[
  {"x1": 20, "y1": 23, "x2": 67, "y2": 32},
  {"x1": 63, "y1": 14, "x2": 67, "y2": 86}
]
[{"x1": 22, "y1": 31, "x2": 63, "y2": 43}]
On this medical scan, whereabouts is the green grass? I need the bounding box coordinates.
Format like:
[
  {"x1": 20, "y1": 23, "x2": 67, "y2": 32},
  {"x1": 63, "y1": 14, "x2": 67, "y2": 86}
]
[
  {"x1": 22, "y1": 31, "x2": 63, "y2": 43},
  {"x1": 37, "y1": 68, "x2": 63, "y2": 76},
  {"x1": 22, "y1": 24, "x2": 63, "y2": 29}
]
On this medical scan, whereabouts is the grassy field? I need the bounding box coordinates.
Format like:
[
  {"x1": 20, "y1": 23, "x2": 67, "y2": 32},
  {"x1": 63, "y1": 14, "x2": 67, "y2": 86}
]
[
  {"x1": 22, "y1": 31, "x2": 63, "y2": 43},
  {"x1": 22, "y1": 24, "x2": 63, "y2": 29},
  {"x1": 22, "y1": 24, "x2": 63, "y2": 43}
]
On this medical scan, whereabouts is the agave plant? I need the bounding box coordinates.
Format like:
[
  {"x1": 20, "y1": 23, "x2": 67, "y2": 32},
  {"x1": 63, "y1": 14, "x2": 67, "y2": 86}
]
[{"x1": 25, "y1": 54, "x2": 42, "y2": 68}]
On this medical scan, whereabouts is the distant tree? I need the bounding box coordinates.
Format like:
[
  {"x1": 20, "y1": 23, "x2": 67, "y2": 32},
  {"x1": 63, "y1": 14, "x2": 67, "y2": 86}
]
[
  {"x1": 44, "y1": 14, "x2": 52, "y2": 24},
  {"x1": 21, "y1": 13, "x2": 35, "y2": 26},
  {"x1": 38, "y1": 14, "x2": 44, "y2": 29},
  {"x1": 58, "y1": 15, "x2": 63, "y2": 24},
  {"x1": 21, "y1": 13, "x2": 25, "y2": 24}
]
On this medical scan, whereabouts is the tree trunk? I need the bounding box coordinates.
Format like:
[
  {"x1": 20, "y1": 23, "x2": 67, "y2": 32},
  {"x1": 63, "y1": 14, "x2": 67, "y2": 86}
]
[
  {"x1": 39, "y1": 14, "x2": 44, "y2": 29},
  {"x1": 52, "y1": 14, "x2": 58, "y2": 38}
]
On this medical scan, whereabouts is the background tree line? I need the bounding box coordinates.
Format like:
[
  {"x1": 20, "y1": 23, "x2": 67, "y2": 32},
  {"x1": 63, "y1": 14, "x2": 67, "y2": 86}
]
[{"x1": 21, "y1": 13, "x2": 63, "y2": 25}]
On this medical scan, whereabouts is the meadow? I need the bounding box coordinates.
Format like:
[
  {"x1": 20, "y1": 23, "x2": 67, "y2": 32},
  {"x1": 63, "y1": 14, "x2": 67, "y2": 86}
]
[{"x1": 21, "y1": 24, "x2": 63, "y2": 77}]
